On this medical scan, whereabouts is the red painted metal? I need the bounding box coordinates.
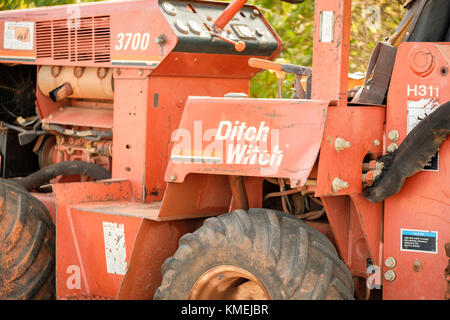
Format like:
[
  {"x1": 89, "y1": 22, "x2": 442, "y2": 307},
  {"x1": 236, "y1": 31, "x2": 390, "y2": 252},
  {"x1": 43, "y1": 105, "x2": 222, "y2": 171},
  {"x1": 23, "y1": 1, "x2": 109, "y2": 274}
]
[
  {"x1": 0, "y1": 0, "x2": 178, "y2": 69},
  {"x1": 52, "y1": 179, "x2": 203, "y2": 299},
  {"x1": 52, "y1": 180, "x2": 133, "y2": 299},
  {"x1": 315, "y1": 106, "x2": 385, "y2": 196},
  {"x1": 382, "y1": 43, "x2": 450, "y2": 300},
  {"x1": 0, "y1": 0, "x2": 447, "y2": 301},
  {"x1": 311, "y1": 0, "x2": 351, "y2": 106},
  {"x1": 118, "y1": 218, "x2": 203, "y2": 299},
  {"x1": 31, "y1": 192, "x2": 57, "y2": 224},
  {"x1": 164, "y1": 97, "x2": 329, "y2": 186}
]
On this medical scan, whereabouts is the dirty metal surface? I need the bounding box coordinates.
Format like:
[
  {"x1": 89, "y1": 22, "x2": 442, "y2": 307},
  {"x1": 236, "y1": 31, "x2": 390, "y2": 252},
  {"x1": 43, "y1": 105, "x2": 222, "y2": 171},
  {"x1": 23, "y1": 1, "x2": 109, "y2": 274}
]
[
  {"x1": 52, "y1": 179, "x2": 134, "y2": 299},
  {"x1": 165, "y1": 97, "x2": 329, "y2": 186},
  {"x1": 315, "y1": 106, "x2": 385, "y2": 197},
  {"x1": 382, "y1": 42, "x2": 450, "y2": 300}
]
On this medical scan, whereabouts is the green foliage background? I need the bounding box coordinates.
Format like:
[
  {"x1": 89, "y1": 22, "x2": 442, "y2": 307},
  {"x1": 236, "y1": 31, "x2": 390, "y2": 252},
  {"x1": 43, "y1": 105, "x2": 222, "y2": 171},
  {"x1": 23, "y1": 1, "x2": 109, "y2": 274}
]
[{"x1": 1, "y1": 0, "x2": 405, "y2": 98}]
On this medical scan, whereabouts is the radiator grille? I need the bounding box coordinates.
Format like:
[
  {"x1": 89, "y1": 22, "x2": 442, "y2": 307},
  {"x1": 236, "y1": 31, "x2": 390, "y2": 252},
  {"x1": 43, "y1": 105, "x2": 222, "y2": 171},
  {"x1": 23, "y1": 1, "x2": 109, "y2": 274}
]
[{"x1": 36, "y1": 16, "x2": 111, "y2": 63}]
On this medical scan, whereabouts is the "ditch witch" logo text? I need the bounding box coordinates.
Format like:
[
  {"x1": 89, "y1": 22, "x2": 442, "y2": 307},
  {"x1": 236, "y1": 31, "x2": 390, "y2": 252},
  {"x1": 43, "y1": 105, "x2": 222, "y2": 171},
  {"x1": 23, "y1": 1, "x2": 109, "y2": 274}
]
[
  {"x1": 170, "y1": 120, "x2": 284, "y2": 170},
  {"x1": 215, "y1": 121, "x2": 283, "y2": 166}
]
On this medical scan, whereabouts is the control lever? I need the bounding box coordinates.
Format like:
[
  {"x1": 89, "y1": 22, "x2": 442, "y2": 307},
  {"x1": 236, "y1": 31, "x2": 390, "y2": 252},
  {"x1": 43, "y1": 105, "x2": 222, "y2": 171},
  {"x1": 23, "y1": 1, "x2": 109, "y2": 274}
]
[
  {"x1": 249, "y1": 58, "x2": 312, "y2": 99},
  {"x1": 204, "y1": 23, "x2": 246, "y2": 52},
  {"x1": 214, "y1": 0, "x2": 248, "y2": 30},
  {"x1": 211, "y1": 33, "x2": 246, "y2": 52}
]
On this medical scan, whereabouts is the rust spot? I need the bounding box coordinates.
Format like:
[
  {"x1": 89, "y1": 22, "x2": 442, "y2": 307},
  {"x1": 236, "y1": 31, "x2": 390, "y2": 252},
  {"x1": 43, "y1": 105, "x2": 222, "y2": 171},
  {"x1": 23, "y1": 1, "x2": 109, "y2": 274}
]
[{"x1": 263, "y1": 111, "x2": 277, "y2": 118}]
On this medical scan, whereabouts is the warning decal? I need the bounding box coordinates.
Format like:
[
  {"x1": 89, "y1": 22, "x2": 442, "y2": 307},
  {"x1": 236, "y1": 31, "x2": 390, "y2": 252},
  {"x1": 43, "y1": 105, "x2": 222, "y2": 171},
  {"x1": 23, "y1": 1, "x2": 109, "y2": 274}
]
[
  {"x1": 3, "y1": 21, "x2": 34, "y2": 51},
  {"x1": 401, "y1": 229, "x2": 438, "y2": 254},
  {"x1": 407, "y1": 99, "x2": 440, "y2": 171}
]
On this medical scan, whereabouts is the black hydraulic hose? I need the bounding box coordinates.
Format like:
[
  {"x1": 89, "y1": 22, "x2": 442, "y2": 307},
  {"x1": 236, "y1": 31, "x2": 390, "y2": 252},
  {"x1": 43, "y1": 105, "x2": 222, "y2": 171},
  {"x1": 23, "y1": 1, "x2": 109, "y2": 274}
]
[
  {"x1": 17, "y1": 160, "x2": 111, "y2": 191},
  {"x1": 364, "y1": 101, "x2": 450, "y2": 203}
]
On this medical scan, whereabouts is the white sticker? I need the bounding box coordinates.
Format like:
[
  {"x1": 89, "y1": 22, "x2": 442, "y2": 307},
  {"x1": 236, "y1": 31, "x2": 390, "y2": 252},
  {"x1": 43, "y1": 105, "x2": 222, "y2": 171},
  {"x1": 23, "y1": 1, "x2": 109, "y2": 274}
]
[
  {"x1": 407, "y1": 98, "x2": 440, "y2": 134},
  {"x1": 407, "y1": 99, "x2": 440, "y2": 171},
  {"x1": 320, "y1": 11, "x2": 334, "y2": 43},
  {"x1": 102, "y1": 221, "x2": 127, "y2": 275},
  {"x1": 3, "y1": 21, "x2": 34, "y2": 51}
]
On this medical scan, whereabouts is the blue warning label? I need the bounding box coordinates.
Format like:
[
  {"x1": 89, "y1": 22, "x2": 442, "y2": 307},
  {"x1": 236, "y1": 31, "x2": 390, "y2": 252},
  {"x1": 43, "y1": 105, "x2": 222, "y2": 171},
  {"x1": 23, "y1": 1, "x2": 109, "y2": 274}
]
[{"x1": 401, "y1": 229, "x2": 438, "y2": 254}]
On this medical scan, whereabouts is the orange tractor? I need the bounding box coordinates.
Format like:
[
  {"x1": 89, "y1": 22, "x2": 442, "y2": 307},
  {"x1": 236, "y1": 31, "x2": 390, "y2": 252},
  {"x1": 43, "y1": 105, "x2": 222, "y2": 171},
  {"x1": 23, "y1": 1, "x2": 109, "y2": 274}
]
[{"x1": 0, "y1": 0, "x2": 448, "y2": 300}]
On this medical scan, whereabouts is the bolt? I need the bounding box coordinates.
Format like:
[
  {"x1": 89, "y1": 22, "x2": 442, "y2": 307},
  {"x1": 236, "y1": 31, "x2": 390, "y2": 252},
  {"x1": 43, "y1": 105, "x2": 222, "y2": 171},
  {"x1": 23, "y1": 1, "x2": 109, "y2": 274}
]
[
  {"x1": 97, "y1": 67, "x2": 107, "y2": 79},
  {"x1": 334, "y1": 137, "x2": 351, "y2": 151},
  {"x1": 138, "y1": 69, "x2": 143, "y2": 76},
  {"x1": 385, "y1": 257, "x2": 397, "y2": 269},
  {"x1": 384, "y1": 269, "x2": 396, "y2": 282},
  {"x1": 373, "y1": 139, "x2": 380, "y2": 146},
  {"x1": 387, "y1": 143, "x2": 398, "y2": 153},
  {"x1": 413, "y1": 260, "x2": 423, "y2": 272},
  {"x1": 169, "y1": 175, "x2": 177, "y2": 182},
  {"x1": 388, "y1": 130, "x2": 400, "y2": 141},
  {"x1": 332, "y1": 177, "x2": 349, "y2": 193},
  {"x1": 154, "y1": 34, "x2": 168, "y2": 46},
  {"x1": 251, "y1": 9, "x2": 260, "y2": 18}
]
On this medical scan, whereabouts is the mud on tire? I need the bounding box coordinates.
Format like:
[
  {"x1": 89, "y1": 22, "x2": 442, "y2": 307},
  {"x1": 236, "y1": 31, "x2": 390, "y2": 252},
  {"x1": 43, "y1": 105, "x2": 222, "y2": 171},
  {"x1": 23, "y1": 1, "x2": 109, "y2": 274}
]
[
  {"x1": 154, "y1": 208, "x2": 354, "y2": 300},
  {"x1": 0, "y1": 180, "x2": 55, "y2": 299}
]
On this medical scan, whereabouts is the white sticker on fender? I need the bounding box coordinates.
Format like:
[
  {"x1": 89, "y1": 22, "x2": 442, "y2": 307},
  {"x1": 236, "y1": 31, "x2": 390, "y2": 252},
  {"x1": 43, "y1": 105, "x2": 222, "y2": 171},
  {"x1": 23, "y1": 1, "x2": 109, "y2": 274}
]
[
  {"x1": 407, "y1": 98, "x2": 440, "y2": 134},
  {"x1": 102, "y1": 222, "x2": 127, "y2": 275},
  {"x1": 407, "y1": 99, "x2": 440, "y2": 171},
  {"x1": 3, "y1": 21, "x2": 34, "y2": 51}
]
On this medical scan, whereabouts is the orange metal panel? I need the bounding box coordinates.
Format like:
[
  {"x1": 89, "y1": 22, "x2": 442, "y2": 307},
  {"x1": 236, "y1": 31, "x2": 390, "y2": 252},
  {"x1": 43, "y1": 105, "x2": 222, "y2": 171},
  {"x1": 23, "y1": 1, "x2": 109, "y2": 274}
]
[
  {"x1": 350, "y1": 194, "x2": 383, "y2": 267},
  {"x1": 158, "y1": 173, "x2": 232, "y2": 219},
  {"x1": 311, "y1": 0, "x2": 351, "y2": 106},
  {"x1": 52, "y1": 179, "x2": 134, "y2": 299},
  {"x1": 42, "y1": 106, "x2": 113, "y2": 129},
  {"x1": 383, "y1": 140, "x2": 449, "y2": 300},
  {"x1": 111, "y1": 69, "x2": 151, "y2": 201},
  {"x1": 118, "y1": 218, "x2": 203, "y2": 299},
  {"x1": 31, "y1": 192, "x2": 56, "y2": 224},
  {"x1": 111, "y1": 69, "x2": 253, "y2": 202},
  {"x1": 315, "y1": 106, "x2": 385, "y2": 196},
  {"x1": 165, "y1": 97, "x2": 329, "y2": 186},
  {"x1": 383, "y1": 42, "x2": 450, "y2": 300},
  {"x1": 61, "y1": 207, "x2": 142, "y2": 298},
  {"x1": 0, "y1": 0, "x2": 178, "y2": 69},
  {"x1": 386, "y1": 43, "x2": 450, "y2": 147},
  {"x1": 144, "y1": 75, "x2": 252, "y2": 203},
  {"x1": 322, "y1": 195, "x2": 373, "y2": 277}
]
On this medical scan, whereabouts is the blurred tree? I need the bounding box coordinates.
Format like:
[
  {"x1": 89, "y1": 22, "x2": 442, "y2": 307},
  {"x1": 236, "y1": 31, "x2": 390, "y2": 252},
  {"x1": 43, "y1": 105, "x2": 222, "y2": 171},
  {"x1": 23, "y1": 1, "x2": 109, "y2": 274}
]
[
  {"x1": 248, "y1": 0, "x2": 405, "y2": 98},
  {"x1": 1, "y1": 0, "x2": 405, "y2": 98}
]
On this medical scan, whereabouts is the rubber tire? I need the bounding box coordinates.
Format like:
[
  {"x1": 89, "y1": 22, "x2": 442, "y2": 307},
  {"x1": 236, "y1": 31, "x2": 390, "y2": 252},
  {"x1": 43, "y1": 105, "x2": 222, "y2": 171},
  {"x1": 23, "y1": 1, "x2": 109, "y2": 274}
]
[
  {"x1": 0, "y1": 180, "x2": 55, "y2": 299},
  {"x1": 154, "y1": 209, "x2": 354, "y2": 300}
]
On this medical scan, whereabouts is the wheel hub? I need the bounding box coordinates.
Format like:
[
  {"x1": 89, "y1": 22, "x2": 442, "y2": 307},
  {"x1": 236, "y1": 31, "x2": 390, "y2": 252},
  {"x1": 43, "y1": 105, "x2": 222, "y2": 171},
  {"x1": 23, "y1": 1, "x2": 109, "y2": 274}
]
[{"x1": 189, "y1": 265, "x2": 270, "y2": 300}]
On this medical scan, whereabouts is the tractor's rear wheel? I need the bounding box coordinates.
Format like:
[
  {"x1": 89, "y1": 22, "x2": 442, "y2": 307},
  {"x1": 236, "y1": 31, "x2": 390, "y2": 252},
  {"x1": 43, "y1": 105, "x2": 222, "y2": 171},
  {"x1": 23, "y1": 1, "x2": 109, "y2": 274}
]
[
  {"x1": 154, "y1": 209, "x2": 354, "y2": 300},
  {"x1": 0, "y1": 180, "x2": 55, "y2": 299}
]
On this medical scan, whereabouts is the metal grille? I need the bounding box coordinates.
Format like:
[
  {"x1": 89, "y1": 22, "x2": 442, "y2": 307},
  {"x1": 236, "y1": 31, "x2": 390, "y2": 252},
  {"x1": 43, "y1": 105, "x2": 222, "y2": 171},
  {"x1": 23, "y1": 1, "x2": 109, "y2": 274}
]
[{"x1": 36, "y1": 16, "x2": 111, "y2": 63}]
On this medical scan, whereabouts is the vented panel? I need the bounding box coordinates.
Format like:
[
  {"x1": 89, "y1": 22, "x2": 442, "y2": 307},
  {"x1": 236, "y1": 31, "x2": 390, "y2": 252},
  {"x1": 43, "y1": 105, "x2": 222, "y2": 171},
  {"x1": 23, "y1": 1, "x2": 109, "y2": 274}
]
[{"x1": 36, "y1": 16, "x2": 110, "y2": 63}]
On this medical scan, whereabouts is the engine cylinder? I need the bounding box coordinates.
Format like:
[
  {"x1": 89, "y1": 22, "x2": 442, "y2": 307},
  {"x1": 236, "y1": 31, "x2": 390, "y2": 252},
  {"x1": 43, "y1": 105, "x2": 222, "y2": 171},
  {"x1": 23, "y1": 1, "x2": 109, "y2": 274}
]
[{"x1": 38, "y1": 66, "x2": 113, "y2": 100}]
